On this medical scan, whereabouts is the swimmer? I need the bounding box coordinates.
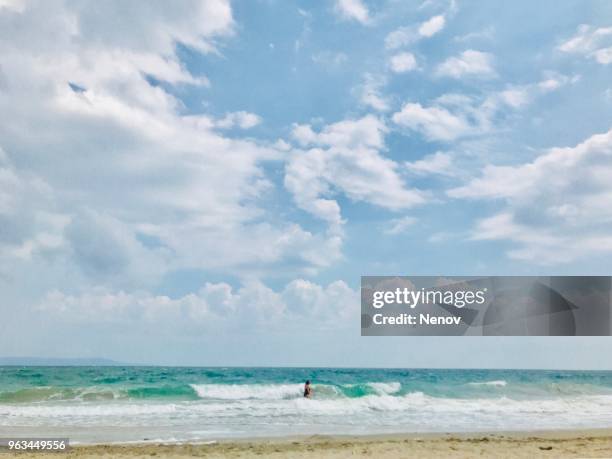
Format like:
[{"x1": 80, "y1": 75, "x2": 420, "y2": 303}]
[{"x1": 303, "y1": 380, "x2": 312, "y2": 398}]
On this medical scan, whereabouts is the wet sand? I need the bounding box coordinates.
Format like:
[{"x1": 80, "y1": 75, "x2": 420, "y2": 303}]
[{"x1": 7, "y1": 429, "x2": 612, "y2": 458}]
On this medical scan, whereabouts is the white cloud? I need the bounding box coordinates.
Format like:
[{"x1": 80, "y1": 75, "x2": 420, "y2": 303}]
[
  {"x1": 286, "y1": 116, "x2": 426, "y2": 227},
  {"x1": 0, "y1": 0, "x2": 343, "y2": 293},
  {"x1": 0, "y1": 150, "x2": 66, "y2": 273},
  {"x1": 593, "y1": 47, "x2": 612, "y2": 64},
  {"x1": 392, "y1": 81, "x2": 552, "y2": 142},
  {"x1": 216, "y1": 111, "x2": 262, "y2": 129},
  {"x1": 384, "y1": 216, "x2": 417, "y2": 235},
  {"x1": 334, "y1": 0, "x2": 370, "y2": 25},
  {"x1": 454, "y1": 27, "x2": 495, "y2": 43},
  {"x1": 356, "y1": 74, "x2": 390, "y2": 112},
  {"x1": 390, "y1": 52, "x2": 417, "y2": 73},
  {"x1": 418, "y1": 15, "x2": 445, "y2": 37},
  {"x1": 435, "y1": 50, "x2": 496, "y2": 78},
  {"x1": 538, "y1": 79, "x2": 562, "y2": 91},
  {"x1": 291, "y1": 115, "x2": 386, "y2": 149},
  {"x1": 498, "y1": 88, "x2": 529, "y2": 108},
  {"x1": 38, "y1": 279, "x2": 359, "y2": 332},
  {"x1": 64, "y1": 210, "x2": 168, "y2": 286},
  {"x1": 449, "y1": 128, "x2": 612, "y2": 263},
  {"x1": 385, "y1": 15, "x2": 444, "y2": 50},
  {"x1": 469, "y1": 213, "x2": 573, "y2": 264},
  {"x1": 392, "y1": 102, "x2": 471, "y2": 141},
  {"x1": 559, "y1": 25, "x2": 612, "y2": 65},
  {"x1": 405, "y1": 151, "x2": 454, "y2": 175},
  {"x1": 537, "y1": 72, "x2": 580, "y2": 92},
  {"x1": 385, "y1": 26, "x2": 416, "y2": 50},
  {"x1": 0, "y1": 0, "x2": 25, "y2": 12}
]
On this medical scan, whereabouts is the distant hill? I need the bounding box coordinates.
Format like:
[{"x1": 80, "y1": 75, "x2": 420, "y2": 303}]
[{"x1": 0, "y1": 357, "x2": 127, "y2": 366}]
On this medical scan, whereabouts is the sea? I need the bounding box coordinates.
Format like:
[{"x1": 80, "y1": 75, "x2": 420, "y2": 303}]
[{"x1": 1, "y1": 366, "x2": 612, "y2": 444}]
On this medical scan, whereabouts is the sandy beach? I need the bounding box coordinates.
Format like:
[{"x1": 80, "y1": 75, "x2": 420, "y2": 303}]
[{"x1": 6, "y1": 430, "x2": 612, "y2": 458}]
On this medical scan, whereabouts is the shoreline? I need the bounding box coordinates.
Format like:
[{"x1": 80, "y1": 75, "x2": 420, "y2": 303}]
[
  {"x1": 82, "y1": 427, "x2": 612, "y2": 445},
  {"x1": 6, "y1": 429, "x2": 612, "y2": 458},
  {"x1": 6, "y1": 425, "x2": 612, "y2": 446}
]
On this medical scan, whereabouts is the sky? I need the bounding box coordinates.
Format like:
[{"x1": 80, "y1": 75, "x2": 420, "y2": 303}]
[{"x1": 1, "y1": 0, "x2": 612, "y2": 368}]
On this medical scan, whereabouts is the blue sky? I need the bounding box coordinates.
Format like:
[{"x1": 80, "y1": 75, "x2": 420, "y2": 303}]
[{"x1": 0, "y1": 0, "x2": 611, "y2": 368}]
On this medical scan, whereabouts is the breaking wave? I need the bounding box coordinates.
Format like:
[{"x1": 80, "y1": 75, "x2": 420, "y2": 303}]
[{"x1": 467, "y1": 380, "x2": 507, "y2": 387}]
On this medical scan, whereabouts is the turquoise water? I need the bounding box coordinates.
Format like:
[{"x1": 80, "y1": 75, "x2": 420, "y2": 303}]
[{"x1": 2, "y1": 367, "x2": 612, "y2": 443}]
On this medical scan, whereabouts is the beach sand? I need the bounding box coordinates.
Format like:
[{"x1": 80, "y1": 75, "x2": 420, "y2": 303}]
[{"x1": 7, "y1": 430, "x2": 612, "y2": 458}]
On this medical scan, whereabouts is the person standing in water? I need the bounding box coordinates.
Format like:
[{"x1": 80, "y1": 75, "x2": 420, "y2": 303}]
[{"x1": 303, "y1": 380, "x2": 312, "y2": 398}]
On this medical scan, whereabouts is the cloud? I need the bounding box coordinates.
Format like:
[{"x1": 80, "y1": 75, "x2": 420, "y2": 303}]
[
  {"x1": 291, "y1": 115, "x2": 386, "y2": 150},
  {"x1": 559, "y1": 25, "x2": 612, "y2": 65},
  {"x1": 418, "y1": 15, "x2": 445, "y2": 37},
  {"x1": 537, "y1": 72, "x2": 580, "y2": 92},
  {"x1": 594, "y1": 48, "x2": 612, "y2": 65},
  {"x1": 498, "y1": 88, "x2": 529, "y2": 108},
  {"x1": 454, "y1": 27, "x2": 495, "y2": 43},
  {"x1": 286, "y1": 116, "x2": 426, "y2": 227},
  {"x1": 334, "y1": 0, "x2": 370, "y2": 25},
  {"x1": 392, "y1": 80, "x2": 554, "y2": 142},
  {"x1": 435, "y1": 50, "x2": 496, "y2": 78},
  {"x1": 356, "y1": 74, "x2": 390, "y2": 112},
  {"x1": 405, "y1": 151, "x2": 454, "y2": 176},
  {"x1": 392, "y1": 102, "x2": 471, "y2": 141},
  {"x1": 384, "y1": 216, "x2": 417, "y2": 235},
  {"x1": 385, "y1": 15, "x2": 446, "y2": 50},
  {"x1": 0, "y1": 150, "x2": 65, "y2": 273},
  {"x1": 0, "y1": 0, "x2": 343, "y2": 291},
  {"x1": 0, "y1": 0, "x2": 25, "y2": 13},
  {"x1": 538, "y1": 79, "x2": 563, "y2": 92},
  {"x1": 385, "y1": 27, "x2": 417, "y2": 50},
  {"x1": 215, "y1": 111, "x2": 262, "y2": 129},
  {"x1": 449, "y1": 128, "x2": 612, "y2": 263},
  {"x1": 64, "y1": 210, "x2": 168, "y2": 286},
  {"x1": 390, "y1": 52, "x2": 417, "y2": 73},
  {"x1": 385, "y1": 15, "x2": 445, "y2": 50},
  {"x1": 38, "y1": 279, "x2": 359, "y2": 333}
]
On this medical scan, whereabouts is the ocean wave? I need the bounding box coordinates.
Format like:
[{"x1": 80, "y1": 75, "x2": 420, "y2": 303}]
[
  {"x1": 4, "y1": 368, "x2": 612, "y2": 439},
  {"x1": 0, "y1": 402, "x2": 182, "y2": 418},
  {"x1": 467, "y1": 380, "x2": 507, "y2": 387},
  {"x1": 0, "y1": 385, "x2": 199, "y2": 403},
  {"x1": 190, "y1": 383, "x2": 305, "y2": 400},
  {"x1": 544, "y1": 382, "x2": 612, "y2": 396},
  {"x1": 3, "y1": 392, "x2": 612, "y2": 422},
  {"x1": 190, "y1": 382, "x2": 402, "y2": 400},
  {"x1": 363, "y1": 382, "x2": 402, "y2": 395},
  {"x1": 0, "y1": 386, "x2": 124, "y2": 403},
  {"x1": 0, "y1": 381, "x2": 403, "y2": 404}
]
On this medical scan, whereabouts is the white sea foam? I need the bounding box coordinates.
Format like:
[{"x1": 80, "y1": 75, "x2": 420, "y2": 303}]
[
  {"x1": 4, "y1": 381, "x2": 612, "y2": 442},
  {"x1": 467, "y1": 380, "x2": 507, "y2": 387},
  {"x1": 190, "y1": 383, "x2": 304, "y2": 400},
  {"x1": 0, "y1": 403, "x2": 181, "y2": 418},
  {"x1": 4, "y1": 392, "x2": 612, "y2": 422},
  {"x1": 189, "y1": 382, "x2": 399, "y2": 400},
  {"x1": 366, "y1": 382, "x2": 402, "y2": 395}
]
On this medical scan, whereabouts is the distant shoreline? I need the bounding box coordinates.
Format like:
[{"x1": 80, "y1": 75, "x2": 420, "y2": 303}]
[{"x1": 0, "y1": 358, "x2": 126, "y2": 366}]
